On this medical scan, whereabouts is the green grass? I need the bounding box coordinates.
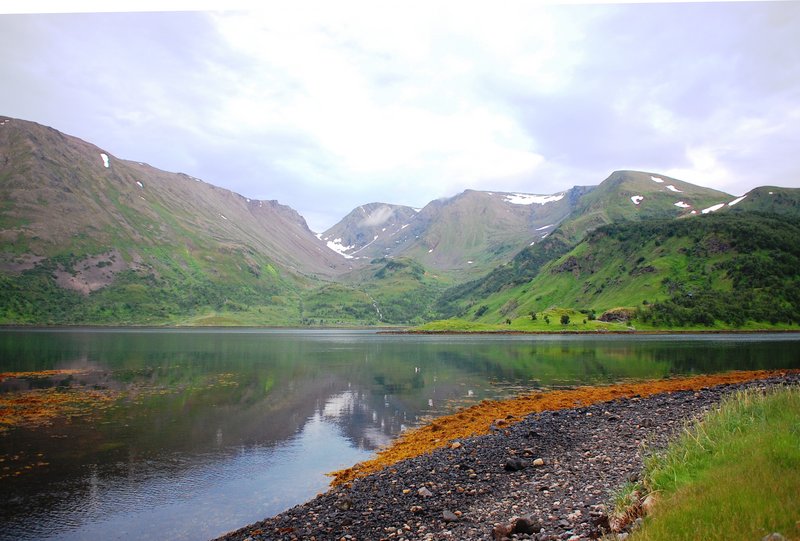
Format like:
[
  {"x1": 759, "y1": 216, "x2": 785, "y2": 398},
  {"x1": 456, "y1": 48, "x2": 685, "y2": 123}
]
[
  {"x1": 630, "y1": 386, "x2": 800, "y2": 541},
  {"x1": 417, "y1": 308, "x2": 633, "y2": 332}
]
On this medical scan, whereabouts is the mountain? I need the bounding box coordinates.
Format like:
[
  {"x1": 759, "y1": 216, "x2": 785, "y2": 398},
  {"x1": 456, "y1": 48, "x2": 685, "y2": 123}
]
[
  {"x1": 447, "y1": 211, "x2": 800, "y2": 328},
  {"x1": 0, "y1": 116, "x2": 349, "y2": 324},
  {"x1": 323, "y1": 186, "x2": 592, "y2": 277},
  {"x1": 432, "y1": 170, "x2": 736, "y2": 318},
  {"x1": 3, "y1": 116, "x2": 797, "y2": 329},
  {"x1": 318, "y1": 202, "x2": 420, "y2": 259}
]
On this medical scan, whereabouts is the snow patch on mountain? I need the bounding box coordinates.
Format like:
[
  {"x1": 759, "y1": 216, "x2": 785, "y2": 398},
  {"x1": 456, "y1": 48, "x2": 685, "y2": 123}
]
[
  {"x1": 702, "y1": 203, "x2": 725, "y2": 214},
  {"x1": 100, "y1": 153, "x2": 109, "y2": 168},
  {"x1": 631, "y1": 195, "x2": 644, "y2": 205},
  {"x1": 326, "y1": 238, "x2": 355, "y2": 258},
  {"x1": 504, "y1": 193, "x2": 565, "y2": 205},
  {"x1": 728, "y1": 195, "x2": 747, "y2": 207}
]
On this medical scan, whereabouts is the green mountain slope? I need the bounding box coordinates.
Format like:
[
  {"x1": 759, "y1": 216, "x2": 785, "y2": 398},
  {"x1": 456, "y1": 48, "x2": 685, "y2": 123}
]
[
  {"x1": 720, "y1": 186, "x2": 800, "y2": 217},
  {"x1": 555, "y1": 170, "x2": 732, "y2": 243},
  {"x1": 452, "y1": 212, "x2": 800, "y2": 329},
  {"x1": 3, "y1": 116, "x2": 798, "y2": 329},
  {"x1": 432, "y1": 170, "x2": 735, "y2": 319},
  {"x1": 0, "y1": 117, "x2": 349, "y2": 325}
]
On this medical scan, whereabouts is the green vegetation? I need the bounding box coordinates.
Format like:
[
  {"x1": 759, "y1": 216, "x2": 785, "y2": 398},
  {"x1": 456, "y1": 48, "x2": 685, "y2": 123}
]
[
  {"x1": 302, "y1": 257, "x2": 451, "y2": 326},
  {"x1": 417, "y1": 307, "x2": 633, "y2": 332},
  {"x1": 628, "y1": 386, "x2": 800, "y2": 540},
  {"x1": 431, "y1": 212, "x2": 800, "y2": 331},
  {"x1": 301, "y1": 283, "x2": 378, "y2": 325},
  {"x1": 0, "y1": 248, "x2": 303, "y2": 326},
  {"x1": 434, "y1": 233, "x2": 572, "y2": 319}
]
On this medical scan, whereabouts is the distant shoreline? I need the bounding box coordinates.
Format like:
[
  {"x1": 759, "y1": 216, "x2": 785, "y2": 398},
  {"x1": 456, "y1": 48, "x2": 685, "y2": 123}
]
[
  {"x1": 384, "y1": 328, "x2": 800, "y2": 335},
  {"x1": 1, "y1": 324, "x2": 798, "y2": 335}
]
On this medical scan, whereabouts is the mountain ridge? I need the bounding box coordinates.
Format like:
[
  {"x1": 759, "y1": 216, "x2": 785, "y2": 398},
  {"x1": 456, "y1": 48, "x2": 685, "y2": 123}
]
[
  {"x1": 2, "y1": 115, "x2": 798, "y2": 327},
  {"x1": 0, "y1": 116, "x2": 350, "y2": 281},
  {"x1": 323, "y1": 185, "x2": 595, "y2": 277}
]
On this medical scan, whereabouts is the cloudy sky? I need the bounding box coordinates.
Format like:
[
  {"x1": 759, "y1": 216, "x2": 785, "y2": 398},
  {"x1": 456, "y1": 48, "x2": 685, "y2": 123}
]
[{"x1": 2, "y1": 1, "x2": 799, "y2": 231}]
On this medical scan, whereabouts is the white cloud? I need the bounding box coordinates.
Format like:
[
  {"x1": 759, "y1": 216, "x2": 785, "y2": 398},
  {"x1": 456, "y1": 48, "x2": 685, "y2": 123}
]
[
  {"x1": 1, "y1": 2, "x2": 799, "y2": 232},
  {"x1": 666, "y1": 147, "x2": 732, "y2": 191},
  {"x1": 359, "y1": 205, "x2": 394, "y2": 227},
  {"x1": 207, "y1": 5, "x2": 559, "y2": 199}
]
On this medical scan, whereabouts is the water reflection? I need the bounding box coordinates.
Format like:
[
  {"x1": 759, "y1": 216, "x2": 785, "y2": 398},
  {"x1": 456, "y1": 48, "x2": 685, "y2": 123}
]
[{"x1": 1, "y1": 330, "x2": 798, "y2": 541}]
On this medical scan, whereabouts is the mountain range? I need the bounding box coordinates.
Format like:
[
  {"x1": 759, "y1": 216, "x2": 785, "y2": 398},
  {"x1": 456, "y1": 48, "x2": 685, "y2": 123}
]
[{"x1": 1, "y1": 116, "x2": 798, "y2": 328}]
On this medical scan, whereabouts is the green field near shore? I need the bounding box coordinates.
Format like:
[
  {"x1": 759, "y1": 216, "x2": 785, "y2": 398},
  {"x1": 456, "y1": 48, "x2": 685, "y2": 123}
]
[{"x1": 629, "y1": 386, "x2": 800, "y2": 541}]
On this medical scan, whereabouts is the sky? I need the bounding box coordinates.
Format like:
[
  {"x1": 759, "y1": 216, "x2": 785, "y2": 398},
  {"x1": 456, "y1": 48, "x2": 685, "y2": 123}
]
[{"x1": 2, "y1": 1, "x2": 799, "y2": 232}]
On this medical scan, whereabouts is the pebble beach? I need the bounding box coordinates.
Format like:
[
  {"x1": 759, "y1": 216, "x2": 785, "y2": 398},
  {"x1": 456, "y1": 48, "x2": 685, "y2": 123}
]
[{"x1": 216, "y1": 371, "x2": 800, "y2": 541}]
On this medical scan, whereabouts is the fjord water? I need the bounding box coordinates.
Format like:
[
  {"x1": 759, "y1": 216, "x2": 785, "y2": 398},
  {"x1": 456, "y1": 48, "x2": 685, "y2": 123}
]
[{"x1": 1, "y1": 329, "x2": 798, "y2": 541}]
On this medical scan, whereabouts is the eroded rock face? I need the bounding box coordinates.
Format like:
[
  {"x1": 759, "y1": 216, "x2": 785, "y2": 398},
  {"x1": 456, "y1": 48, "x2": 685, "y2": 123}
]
[{"x1": 51, "y1": 249, "x2": 130, "y2": 294}]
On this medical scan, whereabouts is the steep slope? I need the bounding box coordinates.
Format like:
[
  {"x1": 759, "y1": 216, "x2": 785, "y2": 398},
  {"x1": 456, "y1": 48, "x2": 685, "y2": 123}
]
[
  {"x1": 324, "y1": 186, "x2": 591, "y2": 277},
  {"x1": 455, "y1": 212, "x2": 800, "y2": 328},
  {"x1": 0, "y1": 116, "x2": 349, "y2": 324}
]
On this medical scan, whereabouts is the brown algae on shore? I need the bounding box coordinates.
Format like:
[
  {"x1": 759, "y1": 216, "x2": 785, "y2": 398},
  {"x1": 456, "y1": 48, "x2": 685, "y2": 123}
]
[
  {"x1": 329, "y1": 369, "x2": 799, "y2": 486},
  {"x1": 0, "y1": 369, "x2": 239, "y2": 435},
  {"x1": 0, "y1": 370, "x2": 119, "y2": 434}
]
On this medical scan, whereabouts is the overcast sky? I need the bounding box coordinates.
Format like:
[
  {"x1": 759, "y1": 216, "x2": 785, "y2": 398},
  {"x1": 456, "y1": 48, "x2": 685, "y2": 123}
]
[{"x1": 2, "y1": 2, "x2": 799, "y2": 232}]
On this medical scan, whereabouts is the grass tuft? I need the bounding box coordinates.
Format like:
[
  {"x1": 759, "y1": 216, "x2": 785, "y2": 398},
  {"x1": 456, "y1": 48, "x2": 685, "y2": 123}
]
[{"x1": 631, "y1": 386, "x2": 800, "y2": 541}]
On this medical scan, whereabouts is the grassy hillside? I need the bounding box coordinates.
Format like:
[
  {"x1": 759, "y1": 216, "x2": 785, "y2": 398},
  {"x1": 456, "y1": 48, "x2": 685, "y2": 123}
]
[
  {"x1": 556, "y1": 170, "x2": 732, "y2": 244},
  {"x1": 722, "y1": 186, "x2": 800, "y2": 217},
  {"x1": 433, "y1": 212, "x2": 800, "y2": 330},
  {"x1": 432, "y1": 171, "x2": 735, "y2": 320},
  {"x1": 0, "y1": 117, "x2": 351, "y2": 325}
]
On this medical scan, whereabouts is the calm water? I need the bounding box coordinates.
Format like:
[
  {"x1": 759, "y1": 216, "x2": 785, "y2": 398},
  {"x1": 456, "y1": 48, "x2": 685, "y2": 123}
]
[{"x1": 1, "y1": 329, "x2": 798, "y2": 540}]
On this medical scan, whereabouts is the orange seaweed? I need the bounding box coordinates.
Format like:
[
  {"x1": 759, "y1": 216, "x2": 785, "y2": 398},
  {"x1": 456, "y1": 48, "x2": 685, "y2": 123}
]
[
  {"x1": 0, "y1": 387, "x2": 118, "y2": 433},
  {"x1": 0, "y1": 369, "x2": 120, "y2": 434},
  {"x1": 0, "y1": 369, "x2": 87, "y2": 382},
  {"x1": 329, "y1": 369, "x2": 799, "y2": 486}
]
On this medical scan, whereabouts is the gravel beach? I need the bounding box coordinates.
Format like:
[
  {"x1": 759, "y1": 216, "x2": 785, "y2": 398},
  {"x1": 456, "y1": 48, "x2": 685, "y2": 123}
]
[{"x1": 216, "y1": 373, "x2": 800, "y2": 541}]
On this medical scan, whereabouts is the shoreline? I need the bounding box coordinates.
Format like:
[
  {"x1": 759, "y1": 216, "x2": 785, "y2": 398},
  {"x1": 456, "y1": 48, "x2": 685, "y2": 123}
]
[
  {"x1": 384, "y1": 328, "x2": 800, "y2": 335},
  {"x1": 216, "y1": 370, "x2": 800, "y2": 541},
  {"x1": 2, "y1": 324, "x2": 799, "y2": 335},
  {"x1": 328, "y1": 369, "x2": 799, "y2": 486}
]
